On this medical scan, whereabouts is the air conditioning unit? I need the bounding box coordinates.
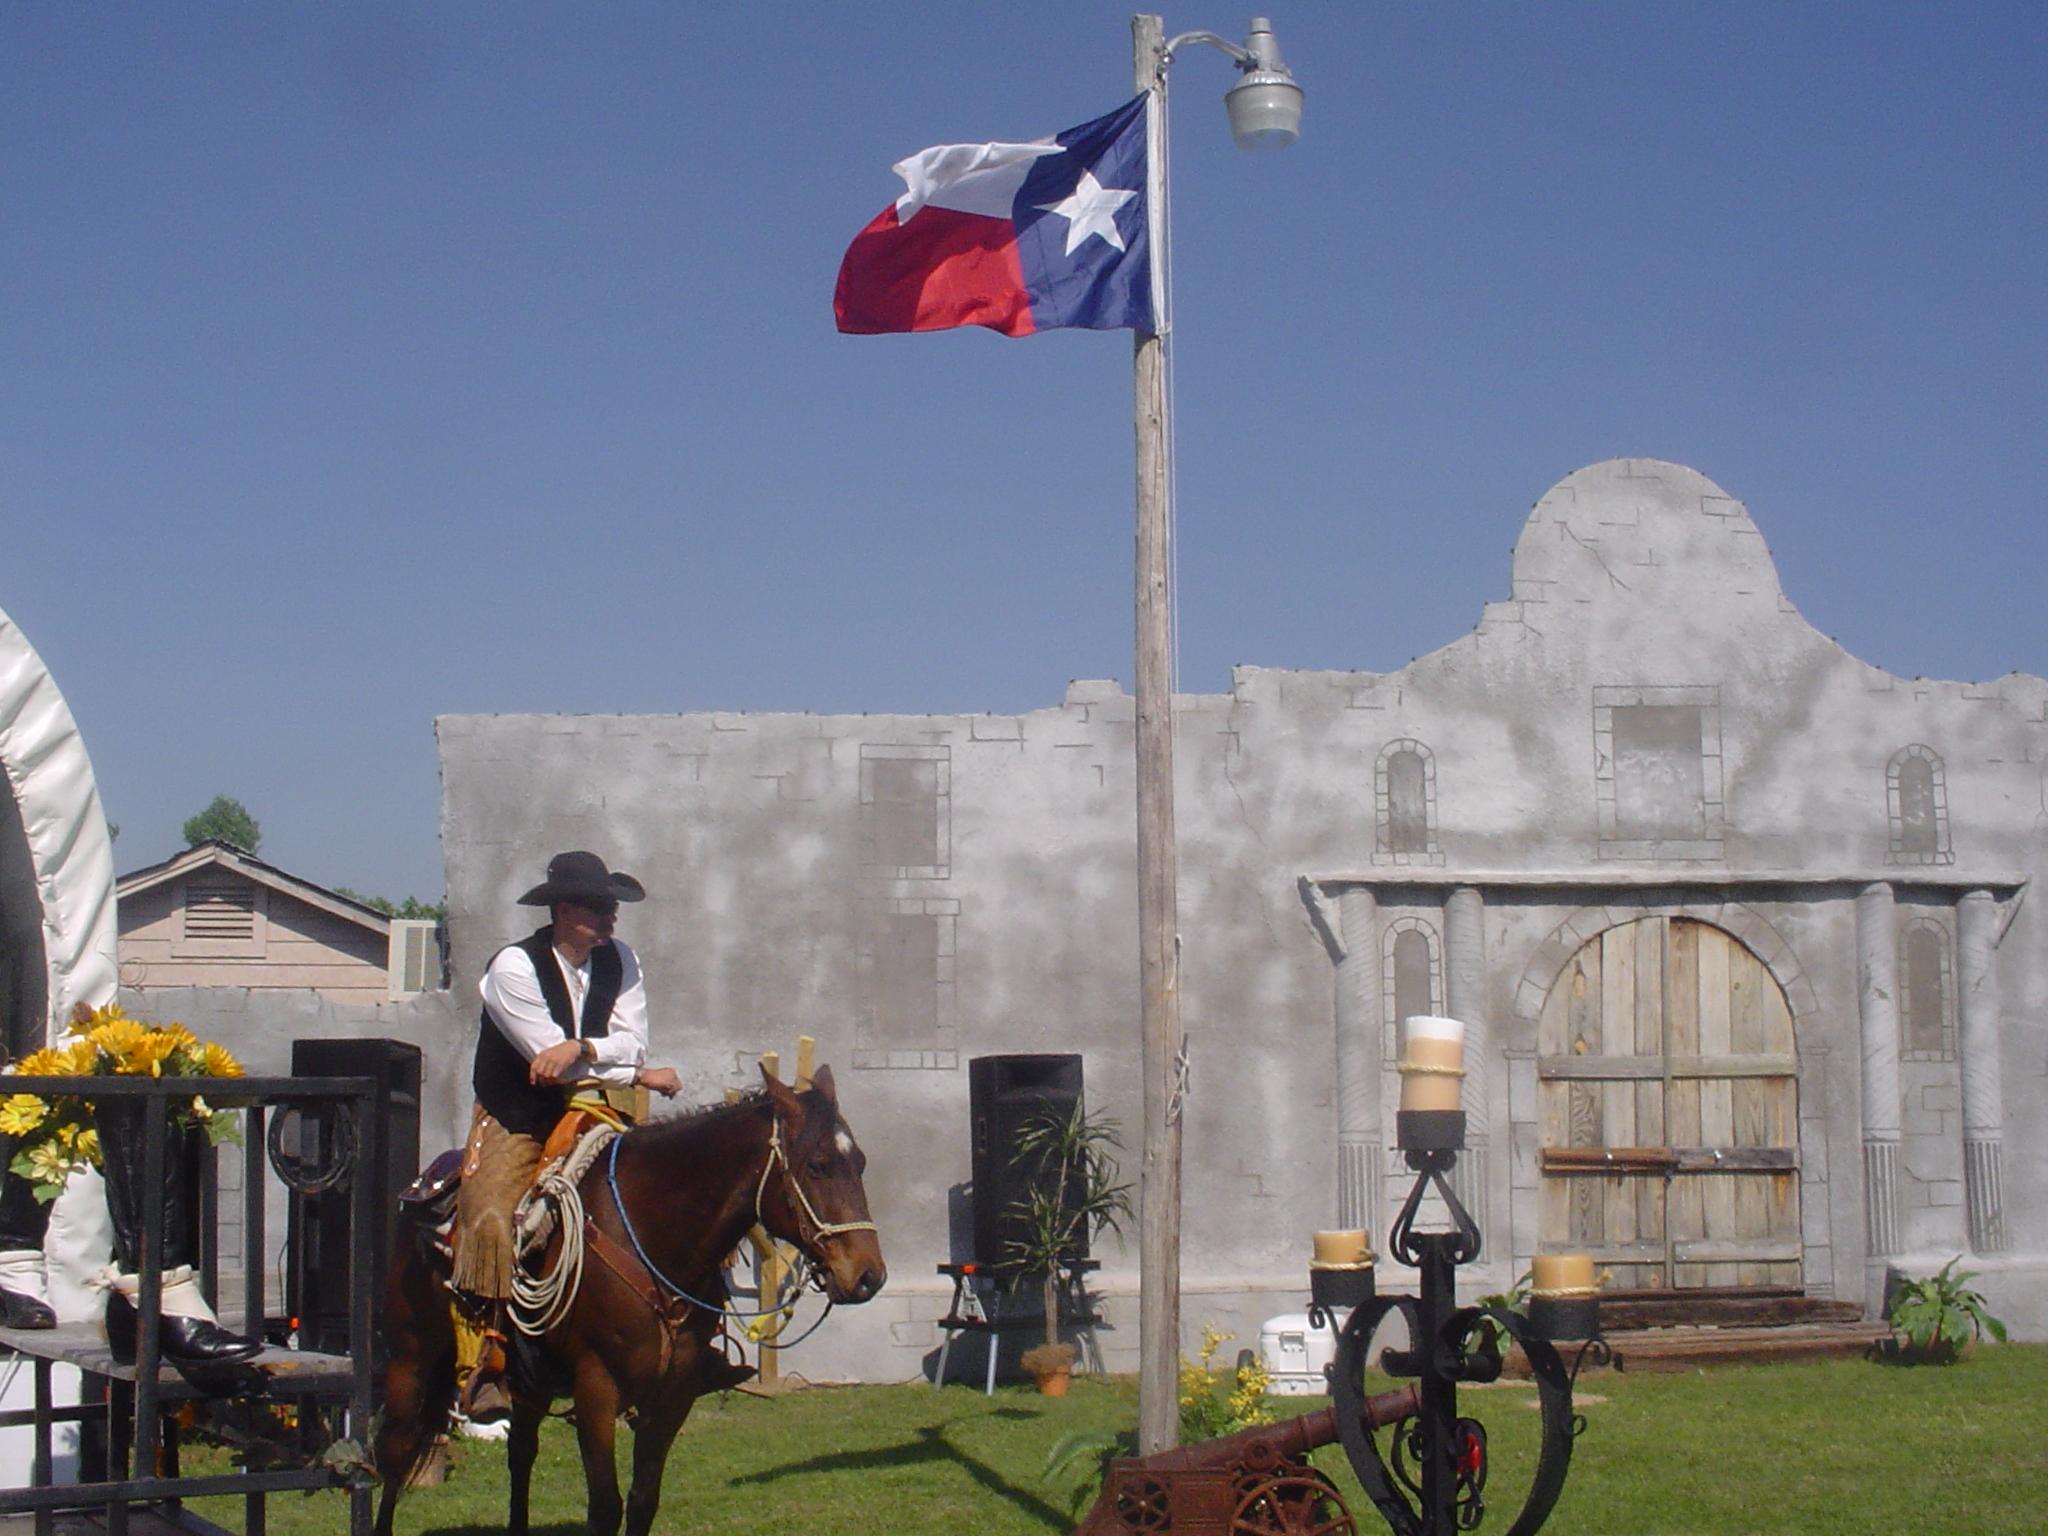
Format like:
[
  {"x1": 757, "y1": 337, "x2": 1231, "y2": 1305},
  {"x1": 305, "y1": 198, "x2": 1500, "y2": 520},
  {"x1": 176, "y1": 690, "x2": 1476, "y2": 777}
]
[{"x1": 387, "y1": 919, "x2": 445, "y2": 998}]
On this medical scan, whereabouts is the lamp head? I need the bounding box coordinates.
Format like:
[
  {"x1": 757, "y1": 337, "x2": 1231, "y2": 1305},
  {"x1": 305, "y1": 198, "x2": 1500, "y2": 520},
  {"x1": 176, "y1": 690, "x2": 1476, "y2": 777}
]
[{"x1": 1225, "y1": 17, "x2": 1302, "y2": 150}]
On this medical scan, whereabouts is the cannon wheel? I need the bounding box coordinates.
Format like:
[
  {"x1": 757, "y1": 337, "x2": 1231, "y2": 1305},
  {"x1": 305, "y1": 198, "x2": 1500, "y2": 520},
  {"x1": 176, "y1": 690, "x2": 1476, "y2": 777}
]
[
  {"x1": 1231, "y1": 1470, "x2": 1357, "y2": 1536},
  {"x1": 1110, "y1": 1471, "x2": 1172, "y2": 1531}
]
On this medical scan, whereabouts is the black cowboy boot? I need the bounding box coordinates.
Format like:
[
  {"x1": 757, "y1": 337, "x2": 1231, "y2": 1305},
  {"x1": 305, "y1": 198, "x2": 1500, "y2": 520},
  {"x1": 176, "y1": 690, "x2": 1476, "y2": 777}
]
[
  {"x1": 0, "y1": 1149, "x2": 55, "y2": 1330},
  {"x1": 96, "y1": 1097, "x2": 263, "y2": 1388}
]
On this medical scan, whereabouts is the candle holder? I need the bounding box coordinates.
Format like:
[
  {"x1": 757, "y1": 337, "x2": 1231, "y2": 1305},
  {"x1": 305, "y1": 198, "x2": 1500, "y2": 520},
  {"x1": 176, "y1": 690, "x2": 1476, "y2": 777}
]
[
  {"x1": 1315, "y1": 1145, "x2": 1591, "y2": 1536},
  {"x1": 1309, "y1": 1260, "x2": 1375, "y2": 1314},
  {"x1": 1528, "y1": 1291, "x2": 1602, "y2": 1344},
  {"x1": 1396, "y1": 1108, "x2": 1467, "y2": 1154}
]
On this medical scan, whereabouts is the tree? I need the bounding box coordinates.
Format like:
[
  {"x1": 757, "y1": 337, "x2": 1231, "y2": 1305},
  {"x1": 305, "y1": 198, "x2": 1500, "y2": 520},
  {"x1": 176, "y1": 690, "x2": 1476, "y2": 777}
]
[
  {"x1": 336, "y1": 889, "x2": 448, "y2": 923},
  {"x1": 181, "y1": 796, "x2": 261, "y2": 853}
]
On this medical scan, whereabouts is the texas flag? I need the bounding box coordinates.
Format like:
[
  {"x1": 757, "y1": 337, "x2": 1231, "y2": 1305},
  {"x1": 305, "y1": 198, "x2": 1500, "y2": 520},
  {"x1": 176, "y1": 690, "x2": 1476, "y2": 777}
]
[{"x1": 834, "y1": 96, "x2": 1153, "y2": 339}]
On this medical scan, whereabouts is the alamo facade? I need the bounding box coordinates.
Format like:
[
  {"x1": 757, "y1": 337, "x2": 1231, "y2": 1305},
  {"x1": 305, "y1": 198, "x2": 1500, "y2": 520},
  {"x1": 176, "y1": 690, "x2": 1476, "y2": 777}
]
[{"x1": 432, "y1": 457, "x2": 2048, "y2": 1380}]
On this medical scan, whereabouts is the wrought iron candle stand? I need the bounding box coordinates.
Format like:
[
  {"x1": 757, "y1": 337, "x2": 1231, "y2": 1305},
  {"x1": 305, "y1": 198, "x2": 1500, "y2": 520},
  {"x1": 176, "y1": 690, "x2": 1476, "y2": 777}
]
[{"x1": 1312, "y1": 1109, "x2": 1612, "y2": 1536}]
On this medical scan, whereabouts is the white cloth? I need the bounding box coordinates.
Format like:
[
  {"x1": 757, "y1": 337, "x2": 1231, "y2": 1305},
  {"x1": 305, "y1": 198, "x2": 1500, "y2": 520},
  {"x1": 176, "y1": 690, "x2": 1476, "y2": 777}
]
[
  {"x1": 0, "y1": 1251, "x2": 45, "y2": 1305},
  {"x1": 479, "y1": 939, "x2": 646, "y2": 1088},
  {"x1": 109, "y1": 1265, "x2": 219, "y2": 1323},
  {"x1": 44, "y1": 1165, "x2": 112, "y2": 1325}
]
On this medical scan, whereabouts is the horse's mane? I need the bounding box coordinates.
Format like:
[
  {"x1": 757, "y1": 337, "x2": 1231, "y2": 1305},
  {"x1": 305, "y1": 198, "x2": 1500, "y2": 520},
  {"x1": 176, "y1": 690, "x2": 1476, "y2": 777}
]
[{"x1": 626, "y1": 1083, "x2": 836, "y2": 1155}]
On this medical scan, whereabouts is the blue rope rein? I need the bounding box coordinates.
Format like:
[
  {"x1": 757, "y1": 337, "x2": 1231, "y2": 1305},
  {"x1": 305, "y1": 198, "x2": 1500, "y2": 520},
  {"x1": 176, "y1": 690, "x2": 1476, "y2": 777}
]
[{"x1": 602, "y1": 1131, "x2": 818, "y2": 1326}]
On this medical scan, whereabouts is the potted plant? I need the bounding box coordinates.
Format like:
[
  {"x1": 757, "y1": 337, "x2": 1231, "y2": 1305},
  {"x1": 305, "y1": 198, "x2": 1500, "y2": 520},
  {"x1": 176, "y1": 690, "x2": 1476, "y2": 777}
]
[
  {"x1": 1883, "y1": 1257, "x2": 2008, "y2": 1365},
  {"x1": 1003, "y1": 1102, "x2": 1132, "y2": 1394}
]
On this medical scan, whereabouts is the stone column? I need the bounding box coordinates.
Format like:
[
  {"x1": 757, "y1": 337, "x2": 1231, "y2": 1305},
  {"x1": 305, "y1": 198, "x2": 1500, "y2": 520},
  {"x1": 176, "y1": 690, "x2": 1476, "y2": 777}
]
[
  {"x1": 1957, "y1": 890, "x2": 2006, "y2": 1252},
  {"x1": 1334, "y1": 887, "x2": 1382, "y2": 1239},
  {"x1": 1856, "y1": 883, "x2": 1903, "y2": 1257},
  {"x1": 1444, "y1": 886, "x2": 1489, "y2": 1232}
]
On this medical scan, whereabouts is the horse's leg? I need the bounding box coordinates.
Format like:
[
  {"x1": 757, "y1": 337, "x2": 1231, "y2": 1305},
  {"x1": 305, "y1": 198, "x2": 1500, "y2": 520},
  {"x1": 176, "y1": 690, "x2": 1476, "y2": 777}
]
[
  {"x1": 622, "y1": 1395, "x2": 695, "y2": 1536},
  {"x1": 505, "y1": 1396, "x2": 545, "y2": 1536},
  {"x1": 373, "y1": 1242, "x2": 456, "y2": 1536},
  {"x1": 572, "y1": 1361, "x2": 627, "y2": 1536}
]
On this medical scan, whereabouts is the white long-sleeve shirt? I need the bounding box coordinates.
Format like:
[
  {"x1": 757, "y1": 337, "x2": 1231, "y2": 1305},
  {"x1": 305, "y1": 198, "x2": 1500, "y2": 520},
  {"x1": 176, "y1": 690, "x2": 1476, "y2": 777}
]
[{"x1": 479, "y1": 938, "x2": 648, "y2": 1089}]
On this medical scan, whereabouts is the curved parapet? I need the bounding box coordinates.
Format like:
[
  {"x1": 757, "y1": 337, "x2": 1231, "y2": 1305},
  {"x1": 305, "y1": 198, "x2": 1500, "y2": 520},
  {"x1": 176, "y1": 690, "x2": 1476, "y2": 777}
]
[{"x1": 0, "y1": 604, "x2": 117, "y2": 1046}]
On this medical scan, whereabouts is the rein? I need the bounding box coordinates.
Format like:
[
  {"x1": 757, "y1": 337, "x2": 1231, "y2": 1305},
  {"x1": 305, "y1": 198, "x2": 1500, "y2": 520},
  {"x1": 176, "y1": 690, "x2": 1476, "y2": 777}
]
[{"x1": 599, "y1": 1107, "x2": 876, "y2": 1331}]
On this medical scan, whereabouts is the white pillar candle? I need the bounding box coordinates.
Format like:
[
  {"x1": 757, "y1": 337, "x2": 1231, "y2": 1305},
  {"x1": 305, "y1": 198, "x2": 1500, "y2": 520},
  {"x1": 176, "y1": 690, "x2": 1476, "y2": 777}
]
[{"x1": 1399, "y1": 1014, "x2": 1466, "y2": 1112}]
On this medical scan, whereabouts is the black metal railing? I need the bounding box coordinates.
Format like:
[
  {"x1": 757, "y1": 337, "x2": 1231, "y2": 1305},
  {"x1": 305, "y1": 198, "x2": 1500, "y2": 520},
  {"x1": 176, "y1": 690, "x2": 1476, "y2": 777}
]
[{"x1": 0, "y1": 1073, "x2": 384, "y2": 1536}]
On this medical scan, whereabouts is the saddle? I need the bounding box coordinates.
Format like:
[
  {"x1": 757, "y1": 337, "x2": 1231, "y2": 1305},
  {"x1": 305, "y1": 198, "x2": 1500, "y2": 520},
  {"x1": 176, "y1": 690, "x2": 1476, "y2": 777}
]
[{"x1": 397, "y1": 1104, "x2": 626, "y2": 1270}]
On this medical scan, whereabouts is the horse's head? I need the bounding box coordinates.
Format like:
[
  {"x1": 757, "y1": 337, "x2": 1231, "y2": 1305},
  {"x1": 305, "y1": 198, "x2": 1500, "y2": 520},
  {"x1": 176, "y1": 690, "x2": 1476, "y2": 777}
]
[{"x1": 760, "y1": 1064, "x2": 887, "y2": 1304}]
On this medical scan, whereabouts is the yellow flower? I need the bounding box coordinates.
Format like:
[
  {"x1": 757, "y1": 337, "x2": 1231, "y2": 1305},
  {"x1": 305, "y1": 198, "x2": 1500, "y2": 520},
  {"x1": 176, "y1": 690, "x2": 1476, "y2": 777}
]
[
  {"x1": 58, "y1": 1040, "x2": 99, "y2": 1076},
  {"x1": 88, "y1": 1017, "x2": 149, "y2": 1066},
  {"x1": 23, "y1": 1141, "x2": 78, "y2": 1186},
  {"x1": 10, "y1": 1048, "x2": 63, "y2": 1078},
  {"x1": 157, "y1": 1023, "x2": 198, "y2": 1054},
  {"x1": 117, "y1": 1030, "x2": 182, "y2": 1077},
  {"x1": 0, "y1": 1095, "x2": 47, "y2": 1136},
  {"x1": 198, "y1": 1043, "x2": 244, "y2": 1078},
  {"x1": 73, "y1": 1128, "x2": 100, "y2": 1165}
]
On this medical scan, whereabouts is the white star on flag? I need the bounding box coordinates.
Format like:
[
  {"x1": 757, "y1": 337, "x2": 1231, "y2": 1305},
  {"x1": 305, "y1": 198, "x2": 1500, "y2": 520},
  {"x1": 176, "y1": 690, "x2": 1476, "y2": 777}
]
[{"x1": 1036, "y1": 169, "x2": 1136, "y2": 256}]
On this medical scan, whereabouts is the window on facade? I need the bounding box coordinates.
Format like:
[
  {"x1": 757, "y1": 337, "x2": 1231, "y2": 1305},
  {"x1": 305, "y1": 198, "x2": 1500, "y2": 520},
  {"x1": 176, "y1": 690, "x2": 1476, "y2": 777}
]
[
  {"x1": 1612, "y1": 705, "x2": 1706, "y2": 841},
  {"x1": 1392, "y1": 928, "x2": 1434, "y2": 1029},
  {"x1": 1887, "y1": 746, "x2": 1951, "y2": 864},
  {"x1": 1386, "y1": 750, "x2": 1428, "y2": 853},
  {"x1": 865, "y1": 912, "x2": 938, "y2": 1047},
  {"x1": 1900, "y1": 919, "x2": 1952, "y2": 1059}
]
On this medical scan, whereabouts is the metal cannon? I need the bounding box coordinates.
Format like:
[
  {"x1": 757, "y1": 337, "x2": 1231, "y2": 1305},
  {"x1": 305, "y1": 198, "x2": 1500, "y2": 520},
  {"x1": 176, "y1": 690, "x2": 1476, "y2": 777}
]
[{"x1": 1075, "y1": 1384, "x2": 1421, "y2": 1536}]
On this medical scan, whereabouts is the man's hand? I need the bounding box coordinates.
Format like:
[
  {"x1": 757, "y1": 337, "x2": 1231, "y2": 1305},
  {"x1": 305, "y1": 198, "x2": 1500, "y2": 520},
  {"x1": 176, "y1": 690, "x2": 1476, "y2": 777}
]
[
  {"x1": 529, "y1": 1039, "x2": 586, "y2": 1086},
  {"x1": 636, "y1": 1066, "x2": 682, "y2": 1099}
]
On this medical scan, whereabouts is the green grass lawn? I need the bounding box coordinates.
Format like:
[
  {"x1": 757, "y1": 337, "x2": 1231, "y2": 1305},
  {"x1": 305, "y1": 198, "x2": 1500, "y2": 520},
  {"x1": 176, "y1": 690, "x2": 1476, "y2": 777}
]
[{"x1": 188, "y1": 1344, "x2": 2048, "y2": 1535}]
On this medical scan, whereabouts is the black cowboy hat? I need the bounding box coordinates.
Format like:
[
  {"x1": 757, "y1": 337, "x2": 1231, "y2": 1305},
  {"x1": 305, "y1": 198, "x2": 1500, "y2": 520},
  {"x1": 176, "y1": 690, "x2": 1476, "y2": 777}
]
[{"x1": 517, "y1": 850, "x2": 646, "y2": 907}]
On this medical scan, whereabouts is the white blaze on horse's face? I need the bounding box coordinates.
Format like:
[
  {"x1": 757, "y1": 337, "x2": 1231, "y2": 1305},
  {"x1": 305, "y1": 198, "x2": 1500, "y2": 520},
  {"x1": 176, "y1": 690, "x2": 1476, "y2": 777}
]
[{"x1": 834, "y1": 1130, "x2": 853, "y2": 1157}]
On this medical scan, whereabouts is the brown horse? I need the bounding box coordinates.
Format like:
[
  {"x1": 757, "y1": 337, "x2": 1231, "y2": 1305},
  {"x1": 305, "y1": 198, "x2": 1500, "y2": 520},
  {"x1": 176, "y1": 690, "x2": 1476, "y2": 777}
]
[{"x1": 373, "y1": 1066, "x2": 886, "y2": 1536}]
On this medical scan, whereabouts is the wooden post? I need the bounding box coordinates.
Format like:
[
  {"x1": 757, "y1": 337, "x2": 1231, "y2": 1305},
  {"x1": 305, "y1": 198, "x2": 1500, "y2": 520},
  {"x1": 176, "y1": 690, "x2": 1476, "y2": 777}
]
[
  {"x1": 745, "y1": 1035, "x2": 813, "y2": 1391},
  {"x1": 1133, "y1": 10, "x2": 1183, "y2": 1457}
]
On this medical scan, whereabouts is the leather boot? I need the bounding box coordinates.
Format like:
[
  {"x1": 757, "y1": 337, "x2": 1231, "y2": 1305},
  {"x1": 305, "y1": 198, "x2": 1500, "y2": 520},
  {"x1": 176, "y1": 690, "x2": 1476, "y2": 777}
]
[
  {"x1": 96, "y1": 1098, "x2": 263, "y2": 1387},
  {"x1": 0, "y1": 1149, "x2": 56, "y2": 1329},
  {"x1": 457, "y1": 1311, "x2": 513, "y2": 1425}
]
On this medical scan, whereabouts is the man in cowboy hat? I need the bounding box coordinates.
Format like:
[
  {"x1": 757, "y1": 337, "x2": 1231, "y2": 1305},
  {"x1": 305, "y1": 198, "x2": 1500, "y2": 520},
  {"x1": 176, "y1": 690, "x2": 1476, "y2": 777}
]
[{"x1": 454, "y1": 849, "x2": 681, "y2": 1424}]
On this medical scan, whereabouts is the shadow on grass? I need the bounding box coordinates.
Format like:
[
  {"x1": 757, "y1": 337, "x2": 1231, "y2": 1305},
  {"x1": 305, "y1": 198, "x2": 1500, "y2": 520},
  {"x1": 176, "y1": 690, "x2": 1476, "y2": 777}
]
[
  {"x1": 735, "y1": 1422, "x2": 1072, "y2": 1528},
  {"x1": 417, "y1": 1525, "x2": 586, "y2": 1536}
]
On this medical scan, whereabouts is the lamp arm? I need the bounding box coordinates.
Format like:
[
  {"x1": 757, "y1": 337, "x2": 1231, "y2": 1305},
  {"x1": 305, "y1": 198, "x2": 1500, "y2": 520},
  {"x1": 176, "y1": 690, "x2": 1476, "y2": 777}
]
[{"x1": 1162, "y1": 30, "x2": 1256, "y2": 70}]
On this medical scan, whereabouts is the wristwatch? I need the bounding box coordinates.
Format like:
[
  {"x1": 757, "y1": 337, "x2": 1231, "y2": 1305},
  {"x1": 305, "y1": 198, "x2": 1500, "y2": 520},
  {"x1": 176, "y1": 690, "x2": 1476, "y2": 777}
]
[{"x1": 579, "y1": 1037, "x2": 597, "y2": 1063}]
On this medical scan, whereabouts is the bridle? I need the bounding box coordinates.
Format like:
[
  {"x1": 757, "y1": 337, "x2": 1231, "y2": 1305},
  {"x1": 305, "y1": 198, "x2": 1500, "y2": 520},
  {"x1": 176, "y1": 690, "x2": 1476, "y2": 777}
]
[{"x1": 754, "y1": 1111, "x2": 879, "y2": 1247}]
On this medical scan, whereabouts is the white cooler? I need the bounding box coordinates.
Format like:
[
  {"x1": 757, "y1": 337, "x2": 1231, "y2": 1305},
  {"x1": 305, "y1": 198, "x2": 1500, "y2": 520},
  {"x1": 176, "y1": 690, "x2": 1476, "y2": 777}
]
[{"x1": 1257, "y1": 1312, "x2": 1337, "y2": 1397}]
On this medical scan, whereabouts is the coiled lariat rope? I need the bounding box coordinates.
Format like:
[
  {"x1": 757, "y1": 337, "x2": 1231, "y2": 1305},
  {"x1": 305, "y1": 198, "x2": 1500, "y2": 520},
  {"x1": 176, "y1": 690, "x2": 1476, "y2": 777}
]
[{"x1": 509, "y1": 1125, "x2": 622, "y2": 1337}]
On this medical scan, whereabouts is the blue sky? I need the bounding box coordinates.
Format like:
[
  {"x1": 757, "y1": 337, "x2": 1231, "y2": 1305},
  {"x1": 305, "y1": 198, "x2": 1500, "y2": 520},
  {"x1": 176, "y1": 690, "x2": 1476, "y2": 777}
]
[{"x1": 5, "y1": 3, "x2": 2043, "y2": 904}]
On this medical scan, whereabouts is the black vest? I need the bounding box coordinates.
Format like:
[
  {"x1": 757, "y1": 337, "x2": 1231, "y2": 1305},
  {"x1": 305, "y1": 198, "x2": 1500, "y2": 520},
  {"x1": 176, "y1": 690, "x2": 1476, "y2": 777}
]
[{"x1": 473, "y1": 927, "x2": 622, "y2": 1137}]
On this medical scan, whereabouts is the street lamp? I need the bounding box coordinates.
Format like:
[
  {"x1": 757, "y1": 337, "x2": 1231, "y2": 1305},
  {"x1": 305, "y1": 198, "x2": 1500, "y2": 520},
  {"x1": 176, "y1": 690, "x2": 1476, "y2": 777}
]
[
  {"x1": 1128, "y1": 13, "x2": 1300, "y2": 1456},
  {"x1": 1168, "y1": 16, "x2": 1306, "y2": 149}
]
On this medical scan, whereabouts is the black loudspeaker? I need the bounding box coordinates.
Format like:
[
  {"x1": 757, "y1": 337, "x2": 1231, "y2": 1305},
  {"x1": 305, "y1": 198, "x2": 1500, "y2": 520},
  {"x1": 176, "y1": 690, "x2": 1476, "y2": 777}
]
[
  {"x1": 968, "y1": 1053, "x2": 1084, "y2": 1271},
  {"x1": 285, "y1": 1038, "x2": 422, "y2": 1356}
]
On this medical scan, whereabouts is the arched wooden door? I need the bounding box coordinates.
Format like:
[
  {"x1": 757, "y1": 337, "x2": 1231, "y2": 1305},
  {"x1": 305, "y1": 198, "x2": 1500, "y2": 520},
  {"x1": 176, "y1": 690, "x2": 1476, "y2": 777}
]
[{"x1": 1536, "y1": 917, "x2": 1800, "y2": 1290}]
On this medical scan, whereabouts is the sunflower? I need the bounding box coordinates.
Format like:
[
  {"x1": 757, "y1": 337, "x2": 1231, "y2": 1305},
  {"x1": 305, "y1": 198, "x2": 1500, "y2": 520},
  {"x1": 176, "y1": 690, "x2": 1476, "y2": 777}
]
[
  {"x1": 125, "y1": 1032, "x2": 182, "y2": 1077},
  {"x1": 197, "y1": 1042, "x2": 245, "y2": 1078},
  {"x1": 11, "y1": 1047, "x2": 65, "y2": 1078},
  {"x1": 0, "y1": 1094, "x2": 47, "y2": 1136},
  {"x1": 87, "y1": 1016, "x2": 149, "y2": 1067}
]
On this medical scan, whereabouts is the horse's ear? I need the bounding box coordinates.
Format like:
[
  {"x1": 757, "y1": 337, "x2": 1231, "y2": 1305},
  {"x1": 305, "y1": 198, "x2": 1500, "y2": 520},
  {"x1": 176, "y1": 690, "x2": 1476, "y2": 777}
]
[
  {"x1": 760, "y1": 1063, "x2": 801, "y2": 1115},
  {"x1": 808, "y1": 1063, "x2": 838, "y2": 1104}
]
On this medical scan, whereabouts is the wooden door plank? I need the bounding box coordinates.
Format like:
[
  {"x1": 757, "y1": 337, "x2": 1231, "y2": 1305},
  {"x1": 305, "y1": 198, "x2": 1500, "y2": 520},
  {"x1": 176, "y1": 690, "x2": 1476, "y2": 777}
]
[
  {"x1": 1727, "y1": 948, "x2": 1771, "y2": 1284},
  {"x1": 1635, "y1": 919, "x2": 1667, "y2": 1280},
  {"x1": 1537, "y1": 967, "x2": 1574, "y2": 1248},
  {"x1": 1600, "y1": 924, "x2": 1640, "y2": 1263},
  {"x1": 1693, "y1": 929, "x2": 1737, "y2": 1287},
  {"x1": 1666, "y1": 920, "x2": 1705, "y2": 1287}
]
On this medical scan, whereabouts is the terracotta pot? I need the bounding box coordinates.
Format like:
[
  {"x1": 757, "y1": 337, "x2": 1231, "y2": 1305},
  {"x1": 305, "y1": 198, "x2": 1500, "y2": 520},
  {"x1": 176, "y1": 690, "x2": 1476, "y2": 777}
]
[{"x1": 1033, "y1": 1363, "x2": 1073, "y2": 1397}]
